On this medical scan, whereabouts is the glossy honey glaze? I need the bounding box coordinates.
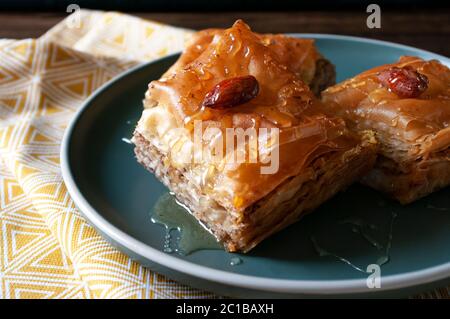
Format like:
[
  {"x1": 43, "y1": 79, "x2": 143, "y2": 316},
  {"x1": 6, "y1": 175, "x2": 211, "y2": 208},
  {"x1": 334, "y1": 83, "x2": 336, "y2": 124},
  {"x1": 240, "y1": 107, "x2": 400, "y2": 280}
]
[
  {"x1": 322, "y1": 56, "x2": 450, "y2": 159},
  {"x1": 143, "y1": 20, "x2": 359, "y2": 210}
]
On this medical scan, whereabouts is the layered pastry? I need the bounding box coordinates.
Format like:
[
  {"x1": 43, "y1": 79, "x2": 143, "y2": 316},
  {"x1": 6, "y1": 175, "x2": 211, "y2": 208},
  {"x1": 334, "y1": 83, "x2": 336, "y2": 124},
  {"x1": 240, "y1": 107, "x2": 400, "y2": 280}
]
[
  {"x1": 322, "y1": 56, "x2": 450, "y2": 204},
  {"x1": 132, "y1": 20, "x2": 377, "y2": 252},
  {"x1": 163, "y1": 25, "x2": 336, "y2": 96}
]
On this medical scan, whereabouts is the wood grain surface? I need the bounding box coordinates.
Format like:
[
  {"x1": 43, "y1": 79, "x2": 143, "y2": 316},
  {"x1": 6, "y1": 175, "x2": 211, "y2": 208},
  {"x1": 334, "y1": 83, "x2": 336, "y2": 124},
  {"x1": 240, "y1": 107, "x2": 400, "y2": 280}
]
[{"x1": 0, "y1": 10, "x2": 449, "y2": 56}]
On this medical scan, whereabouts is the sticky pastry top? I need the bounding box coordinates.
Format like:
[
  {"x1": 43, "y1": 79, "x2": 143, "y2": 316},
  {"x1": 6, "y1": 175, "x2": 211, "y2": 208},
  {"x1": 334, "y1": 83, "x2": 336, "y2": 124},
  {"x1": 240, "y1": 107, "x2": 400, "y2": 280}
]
[
  {"x1": 138, "y1": 20, "x2": 360, "y2": 211},
  {"x1": 162, "y1": 26, "x2": 322, "y2": 87},
  {"x1": 322, "y1": 56, "x2": 450, "y2": 161}
]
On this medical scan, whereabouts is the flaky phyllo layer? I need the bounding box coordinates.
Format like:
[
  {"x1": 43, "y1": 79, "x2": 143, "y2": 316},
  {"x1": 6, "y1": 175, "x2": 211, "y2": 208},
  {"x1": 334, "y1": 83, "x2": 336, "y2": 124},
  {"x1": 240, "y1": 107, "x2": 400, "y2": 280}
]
[
  {"x1": 322, "y1": 56, "x2": 450, "y2": 203},
  {"x1": 322, "y1": 56, "x2": 450, "y2": 162},
  {"x1": 134, "y1": 20, "x2": 360, "y2": 213}
]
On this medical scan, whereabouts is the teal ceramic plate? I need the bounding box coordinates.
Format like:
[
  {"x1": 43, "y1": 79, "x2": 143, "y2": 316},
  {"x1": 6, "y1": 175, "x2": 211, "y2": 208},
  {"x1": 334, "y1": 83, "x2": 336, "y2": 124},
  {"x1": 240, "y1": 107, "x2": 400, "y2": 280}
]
[{"x1": 61, "y1": 35, "x2": 450, "y2": 297}]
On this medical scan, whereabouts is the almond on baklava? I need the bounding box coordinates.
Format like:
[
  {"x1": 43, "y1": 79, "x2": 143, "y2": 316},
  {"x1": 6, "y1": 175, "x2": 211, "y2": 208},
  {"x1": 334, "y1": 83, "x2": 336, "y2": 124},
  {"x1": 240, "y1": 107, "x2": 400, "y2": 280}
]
[
  {"x1": 322, "y1": 56, "x2": 450, "y2": 204},
  {"x1": 132, "y1": 20, "x2": 376, "y2": 252},
  {"x1": 163, "y1": 24, "x2": 336, "y2": 96}
]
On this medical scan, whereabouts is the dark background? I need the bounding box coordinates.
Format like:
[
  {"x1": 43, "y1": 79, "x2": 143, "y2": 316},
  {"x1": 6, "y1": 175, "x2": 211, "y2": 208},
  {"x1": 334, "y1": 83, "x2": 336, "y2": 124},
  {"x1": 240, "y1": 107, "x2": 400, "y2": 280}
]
[
  {"x1": 0, "y1": 1, "x2": 449, "y2": 56},
  {"x1": 0, "y1": 1, "x2": 447, "y2": 11}
]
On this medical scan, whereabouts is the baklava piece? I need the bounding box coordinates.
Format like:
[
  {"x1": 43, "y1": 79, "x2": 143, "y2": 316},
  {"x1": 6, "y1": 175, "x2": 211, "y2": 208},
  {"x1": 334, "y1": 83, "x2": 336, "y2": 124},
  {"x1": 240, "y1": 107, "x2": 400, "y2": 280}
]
[
  {"x1": 133, "y1": 20, "x2": 376, "y2": 252},
  {"x1": 322, "y1": 56, "x2": 450, "y2": 204}
]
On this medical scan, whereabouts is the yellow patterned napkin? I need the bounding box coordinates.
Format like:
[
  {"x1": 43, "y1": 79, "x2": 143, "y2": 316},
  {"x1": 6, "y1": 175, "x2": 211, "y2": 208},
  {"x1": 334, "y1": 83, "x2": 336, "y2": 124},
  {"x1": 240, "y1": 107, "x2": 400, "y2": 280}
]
[
  {"x1": 0, "y1": 9, "x2": 447, "y2": 299},
  {"x1": 0, "y1": 9, "x2": 216, "y2": 299}
]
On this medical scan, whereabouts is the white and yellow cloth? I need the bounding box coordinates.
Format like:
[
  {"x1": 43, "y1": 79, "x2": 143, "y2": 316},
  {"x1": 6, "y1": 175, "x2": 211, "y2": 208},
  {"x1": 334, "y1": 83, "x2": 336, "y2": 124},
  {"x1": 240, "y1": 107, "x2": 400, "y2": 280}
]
[{"x1": 0, "y1": 10, "x2": 447, "y2": 299}]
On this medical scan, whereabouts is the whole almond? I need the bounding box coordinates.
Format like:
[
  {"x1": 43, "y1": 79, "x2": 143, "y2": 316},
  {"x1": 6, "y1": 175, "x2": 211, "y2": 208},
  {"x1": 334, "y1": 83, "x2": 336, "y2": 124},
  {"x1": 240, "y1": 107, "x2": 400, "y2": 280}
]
[
  {"x1": 202, "y1": 75, "x2": 259, "y2": 109},
  {"x1": 377, "y1": 66, "x2": 428, "y2": 98}
]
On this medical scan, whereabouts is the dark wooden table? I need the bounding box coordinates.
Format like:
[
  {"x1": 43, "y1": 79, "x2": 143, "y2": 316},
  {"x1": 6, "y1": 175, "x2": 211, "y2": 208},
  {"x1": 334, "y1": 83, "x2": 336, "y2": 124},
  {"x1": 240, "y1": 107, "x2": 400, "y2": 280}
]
[{"x1": 1, "y1": 10, "x2": 449, "y2": 56}]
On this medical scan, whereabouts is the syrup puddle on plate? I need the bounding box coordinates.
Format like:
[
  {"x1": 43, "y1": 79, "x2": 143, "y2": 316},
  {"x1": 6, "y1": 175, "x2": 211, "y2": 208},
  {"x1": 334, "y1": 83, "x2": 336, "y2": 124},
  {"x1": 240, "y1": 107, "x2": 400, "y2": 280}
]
[
  {"x1": 150, "y1": 192, "x2": 408, "y2": 271},
  {"x1": 426, "y1": 204, "x2": 449, "y2": 212},
  {"x1": 150, "y1": 193, "x2": 222, "y2": 255},
  {"x1": 311, "y1": 211, "x2": 398, "y2": 273},
  {"x1": 121, "y1": 137, "x2": 133, "y2": 144},
  {"x1": 230, "y1": 257, "x2": 243, "y2": 266},
  {"x1": 339, "y1": 218, "x2": 383, "y2": 250}
]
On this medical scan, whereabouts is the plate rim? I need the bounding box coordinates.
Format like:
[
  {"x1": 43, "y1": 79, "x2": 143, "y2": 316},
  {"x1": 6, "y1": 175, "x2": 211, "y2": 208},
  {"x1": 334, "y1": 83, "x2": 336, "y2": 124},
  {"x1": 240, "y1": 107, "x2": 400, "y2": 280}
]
[{"x1": 61, "y1": 33, "x2": 450, "y2": 295}]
